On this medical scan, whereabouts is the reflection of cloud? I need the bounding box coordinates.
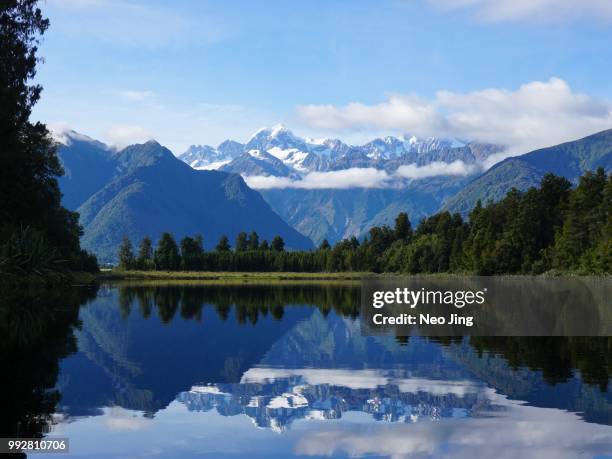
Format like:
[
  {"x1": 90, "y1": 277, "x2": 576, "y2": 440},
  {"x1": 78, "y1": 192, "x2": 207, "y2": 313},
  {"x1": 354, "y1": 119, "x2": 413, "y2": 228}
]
[
  {"x1": 105, "y1": 407, "x2": 150, "y2": 431},
  {"x1": 244, "y1": 161, "x2": 475, "y2": 189},
  {"x1": 241, "y1": 368, "x2": 482, "y2": 396},
  {"x1": 295, "y1": 394, "x2": 612, "y2": 459},
  {"x1": 430, "y1": 0, "x2": 612, "y2": 23},
  {"x1": 298, "y1": 78, "x2": 612, "y2": 157}
]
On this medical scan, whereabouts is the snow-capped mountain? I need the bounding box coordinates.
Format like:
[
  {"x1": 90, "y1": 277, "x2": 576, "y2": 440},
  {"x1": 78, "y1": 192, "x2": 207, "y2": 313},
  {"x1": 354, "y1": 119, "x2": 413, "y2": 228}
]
[
  {"x1": 178, "y1": 124, "x2": 499, "y2": 178},
  {"x1": 180, "y1": 141, "x2": 244, "y2": 170}
]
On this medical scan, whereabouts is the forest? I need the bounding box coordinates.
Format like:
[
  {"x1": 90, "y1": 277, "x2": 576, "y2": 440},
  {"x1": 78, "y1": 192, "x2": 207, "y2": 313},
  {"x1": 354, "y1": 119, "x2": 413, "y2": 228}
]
[{"x1": 119, "y1": 168, "x2": 611, "y2": 275}]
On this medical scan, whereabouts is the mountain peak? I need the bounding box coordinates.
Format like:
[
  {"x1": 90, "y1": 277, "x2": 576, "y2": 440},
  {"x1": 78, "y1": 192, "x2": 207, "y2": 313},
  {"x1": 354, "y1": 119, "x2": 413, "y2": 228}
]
[{"x1": 51, "y1": 128, "x2": 110, "y2": 150}]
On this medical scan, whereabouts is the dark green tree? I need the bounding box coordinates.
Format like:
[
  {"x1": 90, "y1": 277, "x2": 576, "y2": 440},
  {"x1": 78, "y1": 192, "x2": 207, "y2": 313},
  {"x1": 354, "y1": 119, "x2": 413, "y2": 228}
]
[
  {"x1": 248, "y1": 231, "x2": 260, "y2": 250},
  {"x1": 118, "y1": 236, "x2": 135, "y2": 270},
  {"x1": 271, "y1": 235, "x2": 285, "y2": 252},
  {"x1": 319, "y1": 239, "x2": 331, "y2": 250},
  {"x1": 0, "y1": 0, "x2": 96, "y2": 271},
  {"x1": 216, "y1": 235, "x2": 231, "y2": 252},
  {"x1": 394, "y1": 212, "x2": 412, "y2": 241},
  {"x1": 180, "y1": 235, "x2": 204, "y2": 270},
  {"x1": 235, "y1": 232, "x2": 248, "y2": 252},
  {"x1": 553, "y1": 168, "x2": 609, "y2": 271},
  {"x1": 154, "y1": 232, "x2": 180, "y2": 270},
  {"x1": 136, "y1": 236, "x2": 153, "y2": 270},
  {"x1": 260, "y1": 240, "x2": 269, "y2": 250}
]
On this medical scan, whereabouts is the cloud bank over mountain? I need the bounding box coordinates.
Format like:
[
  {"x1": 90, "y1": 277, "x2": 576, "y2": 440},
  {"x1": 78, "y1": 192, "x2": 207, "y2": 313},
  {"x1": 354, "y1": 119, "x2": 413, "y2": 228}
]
[
  {"x1": 244, "y1": 161, "x2": 477, "y2": 190},
  {"x1": 297, "y1": 78, "x2": 612, "y2": 158}
]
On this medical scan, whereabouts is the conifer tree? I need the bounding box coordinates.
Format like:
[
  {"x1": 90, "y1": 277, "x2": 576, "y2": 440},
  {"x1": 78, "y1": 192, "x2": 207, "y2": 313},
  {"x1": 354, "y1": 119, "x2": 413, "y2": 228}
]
[
  {"x1": 248, "y1": 231, "x2": 259, "y2": 250},
  {"x1": 394, "y1": 212, "x2": 412, "y2": 241},
  {"x1": 118, "y1": 236, "x2": 135, "y2": 270},
  {"x1": 235, "y1": 232, "x2": 248, "y2": 252},
  {"x1": 136, "y1": 236, "x2": 153, "y2": 270},
  {"x1": 154, "y1": 232, "x2": 180, "y2": 270},
  {"x1": 216, "y1": 235, "x2": 231, "y2": 252},
  {"x1": 271, "y1": 236, "x2": 285, "y2": 251}
]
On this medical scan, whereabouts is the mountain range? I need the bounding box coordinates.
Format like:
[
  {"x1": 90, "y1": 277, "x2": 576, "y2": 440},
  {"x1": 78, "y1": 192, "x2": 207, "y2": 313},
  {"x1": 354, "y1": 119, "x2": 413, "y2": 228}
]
[
  {"x1": 55, "y1": 126, "x2": 612, "y2": 260},
  {"x1": 177, "y1": 126, "x2": 612, "y2": 244},
  {"x1": 56, "y1": 132, "x2": 313, "y2": 262},
  {"x1": 177, "y1": 125, "x2": 504, "y2": 244},
  {"x1": 179, "y1": 124, "x2": 501, "y2": 177}
]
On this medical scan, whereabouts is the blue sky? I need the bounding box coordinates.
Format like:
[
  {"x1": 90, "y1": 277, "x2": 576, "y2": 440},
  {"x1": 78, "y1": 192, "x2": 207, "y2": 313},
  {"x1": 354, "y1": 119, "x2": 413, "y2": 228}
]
[{"x1": 33, "y1": 0, "x2": 612, "y2": 154}]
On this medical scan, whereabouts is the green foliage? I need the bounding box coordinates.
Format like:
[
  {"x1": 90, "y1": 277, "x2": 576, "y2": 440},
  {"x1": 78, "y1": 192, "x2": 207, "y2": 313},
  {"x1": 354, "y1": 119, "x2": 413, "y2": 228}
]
[
  {"x1": 394, "y1": 212, "x2": 412, "y2": 241},
  {"x1": 118, "y1": 236, "x2": 135, "y2": 270},
  {"x1": 0, "y1": 226, "x2": 58, "y2": 274},
  {"x1": 136, "y1": 236, "x2": 154, "y2": 270},
  {"x1": 180, "y1": 235, "x2": 203, "y2": 270},
  {"x1": 0, "y1": 1, "x2": 98, "y2": 273},
  {"x1": 235, "y1": 232, "x2": 248, "y2": 252},
  {"x1": 271, "y1": 236, "x2": 285, "y2": 252},
  {"x1": 118, "y1": 171, "x2": 610, "y2": 274},
  {"x1": 154, "y1": 233, "x2": 180, "y2": 270},
  {"x1": 216, "y1": 235, "x2": 231, "y2": 252},
  {"x1": 248, "y1": 231, "x2": 259, "y2": 250},
  {"x1": 552, "y1": 169, "x2": 610, "y2": 272}
]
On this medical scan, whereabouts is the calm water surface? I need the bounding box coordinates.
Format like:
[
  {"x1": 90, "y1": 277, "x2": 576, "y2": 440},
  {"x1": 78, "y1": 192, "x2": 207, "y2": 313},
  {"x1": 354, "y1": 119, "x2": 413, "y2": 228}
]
[{"x1": 2, "y1": 282, "x2": 612, "y2": 458}]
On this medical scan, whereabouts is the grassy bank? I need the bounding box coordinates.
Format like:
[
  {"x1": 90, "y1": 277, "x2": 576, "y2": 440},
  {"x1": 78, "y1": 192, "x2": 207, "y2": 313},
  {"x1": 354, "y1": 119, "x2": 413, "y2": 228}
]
[{"x1": 98, "y1": 270, "x2": 368, "y2": 282}]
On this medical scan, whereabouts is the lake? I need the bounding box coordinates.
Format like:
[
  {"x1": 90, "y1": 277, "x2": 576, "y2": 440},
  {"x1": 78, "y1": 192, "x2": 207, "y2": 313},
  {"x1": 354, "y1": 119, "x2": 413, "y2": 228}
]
[{"x1": 2, "y1": 281, "x2": 612, "y2": 458}]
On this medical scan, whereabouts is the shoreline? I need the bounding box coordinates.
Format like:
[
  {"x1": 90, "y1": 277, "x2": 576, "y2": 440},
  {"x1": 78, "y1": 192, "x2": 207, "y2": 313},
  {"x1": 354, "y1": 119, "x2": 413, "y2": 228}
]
[
  {"x1": 97, "y1": 270, "x2": 368, "y2": 282},
  {"x1": 1, "y1": 270, "x2": 609, "y2": 289}
]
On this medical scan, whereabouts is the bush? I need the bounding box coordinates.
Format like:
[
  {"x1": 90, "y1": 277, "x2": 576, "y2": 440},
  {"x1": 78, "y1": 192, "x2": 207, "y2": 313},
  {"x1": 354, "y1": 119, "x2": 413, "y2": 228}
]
[{"x1": 0, "y1": 226, "x2": 59, "y2": 274}]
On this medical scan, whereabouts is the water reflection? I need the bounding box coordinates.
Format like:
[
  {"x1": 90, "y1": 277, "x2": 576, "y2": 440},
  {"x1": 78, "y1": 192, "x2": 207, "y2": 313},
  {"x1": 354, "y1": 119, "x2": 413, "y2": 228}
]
[
  {"x1": 0, "y1": 286, "x2": 98, "y2": 454},
  {"x1": 2, "y1": 283, "x2": 612, "y2": 458}
]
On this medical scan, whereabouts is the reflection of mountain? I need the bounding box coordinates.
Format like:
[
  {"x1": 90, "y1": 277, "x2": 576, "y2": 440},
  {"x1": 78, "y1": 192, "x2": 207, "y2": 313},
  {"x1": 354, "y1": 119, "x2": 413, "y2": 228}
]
[
  {"x1": 56, "y1": 287, "x2": 313, "y2": 416},
  {"x1": 176, "y1": 309, "x2": 612, "y2": 430},
  {"x1": 176, "y1": 370, "x2": 493, "y2": 433},
  {"x1": 54, "y1": 283, "x2": 612, "y2": 429}
]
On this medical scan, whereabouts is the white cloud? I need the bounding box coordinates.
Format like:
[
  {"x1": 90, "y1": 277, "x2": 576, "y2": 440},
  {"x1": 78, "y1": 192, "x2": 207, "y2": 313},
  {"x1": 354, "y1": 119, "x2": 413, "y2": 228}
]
[
  {"x1": 244, "y1": 161, "x2": 476, "y2": 190},
  {"x1": 430, "y1": 0, "x2": 612, "y2": 23},
  {"x1": 116, "y1": 90, "x2": 156, "y2": 103},
  {"x1": 105, "y1": 124, "x2": 154, "y2": 148},
  {"x1": 297, "y1": 78, "x2": 612, "y2": 157},
  {"x1": 396, "y1": 160, "x2": 477, "y2": 179}
]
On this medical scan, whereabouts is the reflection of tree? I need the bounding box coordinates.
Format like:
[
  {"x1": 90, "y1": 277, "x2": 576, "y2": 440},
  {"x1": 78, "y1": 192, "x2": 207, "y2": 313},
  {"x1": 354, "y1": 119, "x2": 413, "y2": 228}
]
[
  {"x1": 111, "y1": 283, "x2": 612, "y2": 422},
  {"x1": 0, "y1": 286, "x2": 98, "y2": 444},
  {"x1": 468, "y1": 336, "x2": 612, "y2": 391},
  {"x1": 116, "y1": 283, "x2": 360, "y2": 325}
]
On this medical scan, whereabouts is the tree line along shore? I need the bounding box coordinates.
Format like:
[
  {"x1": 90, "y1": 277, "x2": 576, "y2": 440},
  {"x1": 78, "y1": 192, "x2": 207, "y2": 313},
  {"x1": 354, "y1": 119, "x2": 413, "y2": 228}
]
[{"x1": 116, "y1": 169, "x2": 611, "y2": 276}]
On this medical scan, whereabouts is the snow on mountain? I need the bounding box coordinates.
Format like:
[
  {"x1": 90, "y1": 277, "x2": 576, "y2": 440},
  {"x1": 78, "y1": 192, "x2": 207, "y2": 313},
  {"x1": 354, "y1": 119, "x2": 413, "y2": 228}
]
[
  {"x1": 51, "y1": 128, "x2": 111, "y2": 151},
  {"x1": 178, "y1": 141, "x2": 244, "y2": 170},
  {"x1": 178, "y1": 126, "x2": 498, "y2": 177}
]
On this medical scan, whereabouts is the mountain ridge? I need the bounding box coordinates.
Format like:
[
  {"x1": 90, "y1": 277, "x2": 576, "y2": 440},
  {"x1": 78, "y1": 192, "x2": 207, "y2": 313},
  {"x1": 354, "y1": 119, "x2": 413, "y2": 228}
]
[
  {"x1": 56, "y1": 133, "x2": 314, "y2": 262},
  {"x1": 443, "y1": 128, "x2": 612, "y2": 215}
]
